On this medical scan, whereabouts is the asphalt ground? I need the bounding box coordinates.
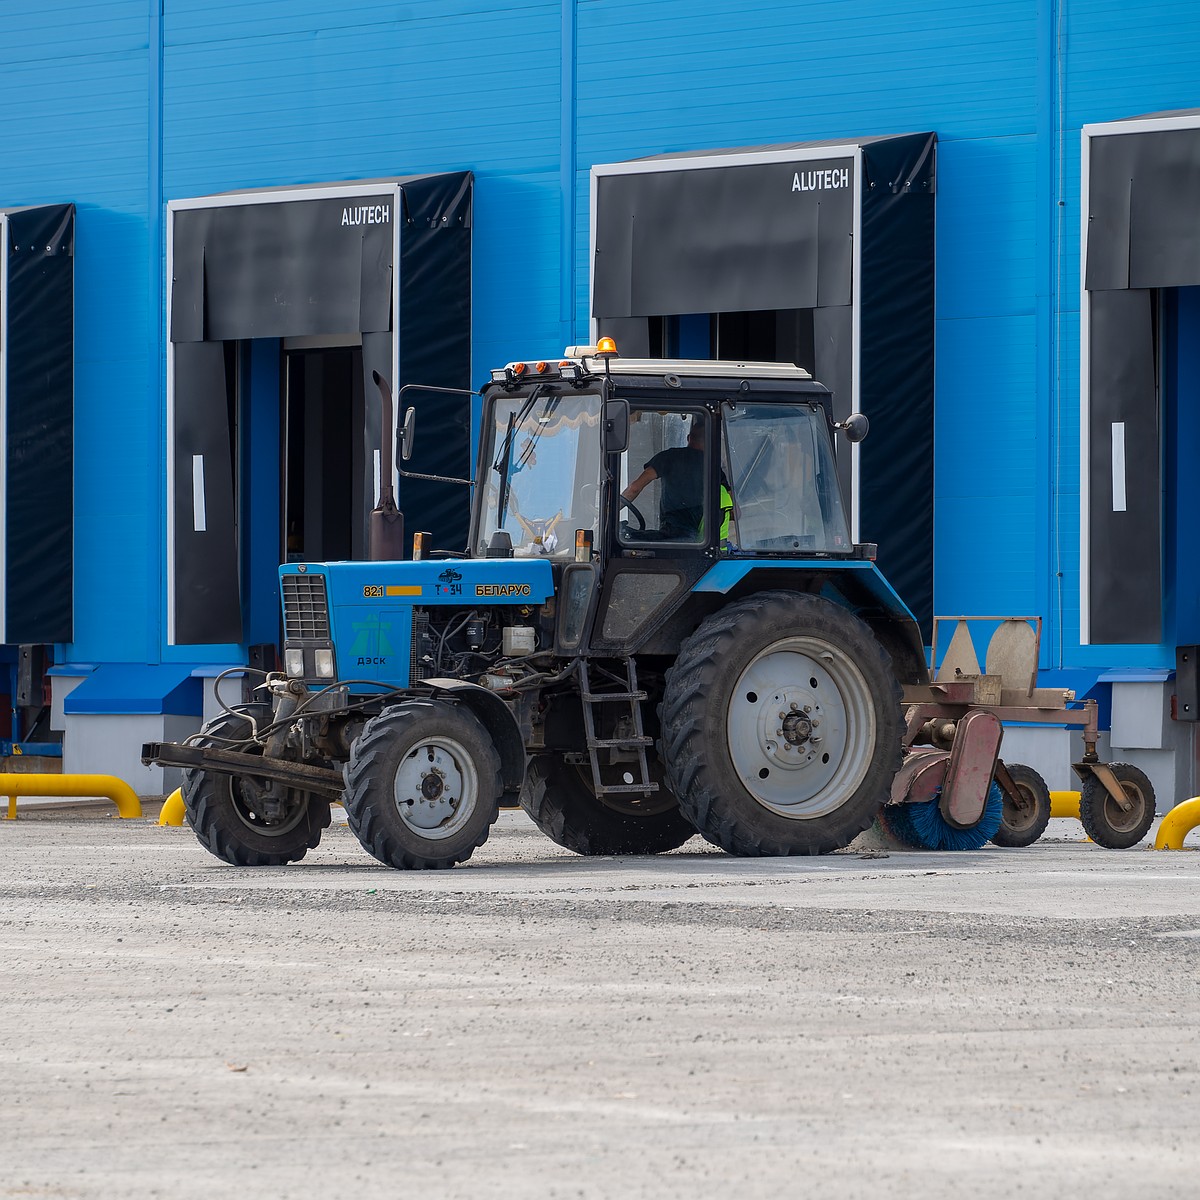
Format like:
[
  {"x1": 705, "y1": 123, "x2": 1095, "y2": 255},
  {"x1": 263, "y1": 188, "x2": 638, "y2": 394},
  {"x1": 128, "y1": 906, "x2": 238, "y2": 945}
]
[{"x1": 2, "y1": 808, "x2": 1199, "y2": 1199}]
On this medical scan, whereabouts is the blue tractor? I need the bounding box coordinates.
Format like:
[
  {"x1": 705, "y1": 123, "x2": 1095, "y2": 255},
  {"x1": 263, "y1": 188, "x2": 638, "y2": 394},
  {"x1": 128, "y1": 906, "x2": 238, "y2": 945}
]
[{"x1": 148, "y1": 341, "x2": 947, "y2": 868}]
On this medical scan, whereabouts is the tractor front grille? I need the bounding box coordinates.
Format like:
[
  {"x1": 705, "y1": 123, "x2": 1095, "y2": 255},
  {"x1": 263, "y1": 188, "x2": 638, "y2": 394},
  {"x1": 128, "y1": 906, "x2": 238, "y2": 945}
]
[
  {"x1": 281, "y1": 573, "x2": 331, "y2": 641},
  {"x1": 410, "y1": 609, "x2": 431, "y2": 682}
]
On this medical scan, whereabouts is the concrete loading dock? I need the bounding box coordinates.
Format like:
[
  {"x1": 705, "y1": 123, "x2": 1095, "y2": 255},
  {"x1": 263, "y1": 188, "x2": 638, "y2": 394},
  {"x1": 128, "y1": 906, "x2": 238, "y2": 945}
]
[{"x1": 3, "y1": 810, "x2": 1199, "y2": 1198}]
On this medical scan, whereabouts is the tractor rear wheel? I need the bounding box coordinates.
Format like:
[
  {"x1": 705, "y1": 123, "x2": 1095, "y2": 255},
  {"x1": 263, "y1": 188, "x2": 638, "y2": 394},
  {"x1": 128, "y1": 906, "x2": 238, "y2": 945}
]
[
  {"x1": 343, "y1": 699, "x2": 502, "y2": 869},
  {"x1": 991, "y1": 762, "x2": 1052, "y2": 848},
  {"x1": 660, "y1": 591, "x2": 903, "y2": 856},
  {"x1": 1079, "y1": 762, "x2": 1156, "y2": 849},
  {"x1": 520, "y1": 754, "x2": 695, "y2": 856},
  {"x1": 182, "y1": 713, "x2": 331, "y2": 866}
]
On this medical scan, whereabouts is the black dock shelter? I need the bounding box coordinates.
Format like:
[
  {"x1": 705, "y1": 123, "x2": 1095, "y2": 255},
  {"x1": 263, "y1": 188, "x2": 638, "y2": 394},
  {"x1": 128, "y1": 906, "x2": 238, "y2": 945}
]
[
  {"x1": 1082, "y1": 111, "x2": 1200, "y2": 645},
  {"x1": 168, "y1": 173, "x2": 472, "y2": 645},
  {"x1": 0, "y1": 203, "x2": 74, "y2": 645},
  {"x1": 591, "y1": 134, "x2": 937, "y2": 635}
]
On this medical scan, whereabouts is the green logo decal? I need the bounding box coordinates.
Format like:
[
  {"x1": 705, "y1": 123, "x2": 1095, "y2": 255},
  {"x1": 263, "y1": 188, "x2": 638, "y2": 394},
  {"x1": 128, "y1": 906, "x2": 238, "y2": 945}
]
[{"x1": 349, "y1": 614, "x2": 395, "y2": 658}]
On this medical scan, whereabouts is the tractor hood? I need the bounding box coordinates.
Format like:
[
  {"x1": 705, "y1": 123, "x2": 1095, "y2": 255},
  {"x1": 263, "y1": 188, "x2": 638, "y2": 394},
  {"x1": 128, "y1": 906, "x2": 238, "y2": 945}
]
[{"x1": 285, "y1": 558, "x2": 555, "y2": 608}]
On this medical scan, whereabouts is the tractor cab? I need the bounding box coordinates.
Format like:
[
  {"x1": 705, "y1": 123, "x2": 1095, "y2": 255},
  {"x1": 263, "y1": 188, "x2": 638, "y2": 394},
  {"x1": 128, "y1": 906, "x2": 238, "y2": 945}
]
[{"x1": 472, "y1": 343, "x2": 862, "y2": 569}]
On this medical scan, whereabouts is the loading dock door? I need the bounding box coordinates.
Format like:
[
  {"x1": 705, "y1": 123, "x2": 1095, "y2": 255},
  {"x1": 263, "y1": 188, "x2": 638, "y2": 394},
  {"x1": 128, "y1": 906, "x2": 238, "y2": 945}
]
[
  {"x1": 167, "y1": 174, "x2": 472, "y2": 645},
  {"x1": 591, "y1": 135, "x2": 936, "y2": 635},
  {"x1": 1083, "y1": 112, "x2": 1200, "y2": 644},
  {"x1": 0, "y1": 203, "x2": 74, "y2": 644}
]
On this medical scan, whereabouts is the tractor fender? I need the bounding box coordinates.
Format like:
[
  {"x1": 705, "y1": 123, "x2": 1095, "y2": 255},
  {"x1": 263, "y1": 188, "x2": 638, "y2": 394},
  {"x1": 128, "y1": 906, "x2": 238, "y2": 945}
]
[
  {"x1": 691, "y1": 561, "x2": 929, "y2": 686},
  {"x1": 421, "y1": 678, "x2": 526, "y2": 798}
]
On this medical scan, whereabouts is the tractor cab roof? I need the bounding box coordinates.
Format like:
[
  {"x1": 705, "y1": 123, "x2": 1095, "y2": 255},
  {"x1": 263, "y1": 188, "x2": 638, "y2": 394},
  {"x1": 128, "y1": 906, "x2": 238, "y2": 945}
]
[
  {"x1": 487, "y1": 342, "x2": 829, "y2": 404},
  {"x1": 565, "y1": 351, "x2": 813, "y2": 381}
]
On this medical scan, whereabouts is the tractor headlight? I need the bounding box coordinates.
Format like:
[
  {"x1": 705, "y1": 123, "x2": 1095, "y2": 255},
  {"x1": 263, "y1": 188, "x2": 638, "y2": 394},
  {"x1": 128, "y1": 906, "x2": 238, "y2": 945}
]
[
  {"x1": 314, "y1": 648, "x2": 336, "y2": 678},
  {"x1": 284, "y1": 648, "x2": 305, "y2": 678}
]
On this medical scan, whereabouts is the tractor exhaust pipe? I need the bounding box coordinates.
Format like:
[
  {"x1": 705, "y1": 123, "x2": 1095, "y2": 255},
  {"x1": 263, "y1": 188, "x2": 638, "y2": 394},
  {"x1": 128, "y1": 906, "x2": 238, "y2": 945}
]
[{"x1": 369, "y1": 370, "x2": 406, "y2": 561}]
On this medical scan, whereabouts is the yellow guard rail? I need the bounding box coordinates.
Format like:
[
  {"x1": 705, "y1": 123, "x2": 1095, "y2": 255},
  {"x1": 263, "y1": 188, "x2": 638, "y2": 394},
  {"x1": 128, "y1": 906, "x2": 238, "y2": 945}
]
[
  {"x1": 1, "y1": 774, "x2": 142, "y2": 820},
  {"x1": 1155, "y1": 796, "x2": 1200, "y2": 850}
]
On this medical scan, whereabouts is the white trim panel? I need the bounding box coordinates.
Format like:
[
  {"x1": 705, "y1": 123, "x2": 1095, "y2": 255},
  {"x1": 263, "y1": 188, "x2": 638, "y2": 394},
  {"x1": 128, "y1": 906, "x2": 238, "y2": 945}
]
[
  {"x1": 592, "y1": 144, "x2": 859, "y2": 179},
  {"x1": 191, "y1": 454, "x2": 207, "y2": 532},
  {"x1": 1110, "y1": 422, "x2": 1127, "y2": 512},
  {"x1": 0, "y1": 214, "x2": 7, "y2": 642},
  {"x1": 1079, "y1": 126, "x2": 1092, "y2": 644}
]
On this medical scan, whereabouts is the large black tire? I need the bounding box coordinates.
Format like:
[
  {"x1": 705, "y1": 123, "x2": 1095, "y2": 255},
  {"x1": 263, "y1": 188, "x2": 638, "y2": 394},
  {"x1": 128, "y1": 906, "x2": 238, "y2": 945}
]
[
  {"x1": 1079, "y1": 762, "x2": 1156, "y2": 849},
  {"x1": 182, "y1": 713, "x2": 332, "y2": 866},
  {"x1": 343, "y1": 699, "x2": 502, "y2": 869},
  {"x1": 660, "y1": 591, "x2": 903, "y2": 856},
  {"x1": 520, "y1": 754, "x2": 695, "y2": 856},
  {"x1": 991, "y1": 762, "x2": 1052, "y2": 848}
]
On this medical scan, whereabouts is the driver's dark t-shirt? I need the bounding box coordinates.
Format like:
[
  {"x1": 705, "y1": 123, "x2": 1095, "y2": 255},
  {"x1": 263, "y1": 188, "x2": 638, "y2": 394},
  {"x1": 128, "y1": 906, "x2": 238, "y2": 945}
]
[{"x1": 647, "y1": 446, "x2": 704, "y2": 537}]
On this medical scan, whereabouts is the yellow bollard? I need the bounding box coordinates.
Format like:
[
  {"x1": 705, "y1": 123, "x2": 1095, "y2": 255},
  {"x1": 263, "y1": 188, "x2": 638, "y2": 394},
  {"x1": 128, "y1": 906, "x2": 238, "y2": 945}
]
[
  {"x1": 158, "y1": 788, "x2": 186, "y2": 827},
  {"x1": 0, "y1": 774, "x2": 142, "y2": 820},
  {"x1": 1050, "y1": 790, "x2": 1081, "y2": 820},
  {"x1": 1154, "y1": 796, "x2": 1200, "y2": 850}
]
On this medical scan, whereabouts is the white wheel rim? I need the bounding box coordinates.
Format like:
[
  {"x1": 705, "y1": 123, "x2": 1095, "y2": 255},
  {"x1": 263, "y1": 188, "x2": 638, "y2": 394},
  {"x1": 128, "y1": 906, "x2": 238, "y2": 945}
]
[
  {"x1": 726, "y1": 636, "x2": 877, "y2": 819},
  {"x1": 393, "y1": 736, "x2": 478, "y2": 841}
]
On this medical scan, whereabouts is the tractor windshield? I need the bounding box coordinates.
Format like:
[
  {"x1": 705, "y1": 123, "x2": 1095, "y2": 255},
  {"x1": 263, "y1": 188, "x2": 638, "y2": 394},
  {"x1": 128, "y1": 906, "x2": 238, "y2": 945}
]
[
  {"x1": 721, "y1": 402, "x2": 851, "y2": 553},
  {"x1": 476, "y1": 387, "x2": 603, "y2": 557}
]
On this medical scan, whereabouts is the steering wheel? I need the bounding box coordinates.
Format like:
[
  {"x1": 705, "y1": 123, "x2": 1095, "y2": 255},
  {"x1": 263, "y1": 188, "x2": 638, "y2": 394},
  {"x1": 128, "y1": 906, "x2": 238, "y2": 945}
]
[{"x1": 618, "y1": 494, "x2": 646, "y2": 530}]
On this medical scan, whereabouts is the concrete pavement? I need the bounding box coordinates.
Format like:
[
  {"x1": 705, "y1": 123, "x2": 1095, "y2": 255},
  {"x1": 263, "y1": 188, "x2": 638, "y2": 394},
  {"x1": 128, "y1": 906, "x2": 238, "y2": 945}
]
[{"x1": 2, "y1": 811, "x2": 1198, "y2": 1198}]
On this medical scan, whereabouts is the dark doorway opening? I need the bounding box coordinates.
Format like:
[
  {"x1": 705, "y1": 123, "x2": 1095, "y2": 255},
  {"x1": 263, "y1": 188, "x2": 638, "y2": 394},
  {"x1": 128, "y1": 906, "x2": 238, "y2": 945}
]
[
  {"x1": 283, "y1": 346, "x2": 365, "y2": 564},
  {"x1": 647, "y1": 310, "x2": 816, "y2": 370}
]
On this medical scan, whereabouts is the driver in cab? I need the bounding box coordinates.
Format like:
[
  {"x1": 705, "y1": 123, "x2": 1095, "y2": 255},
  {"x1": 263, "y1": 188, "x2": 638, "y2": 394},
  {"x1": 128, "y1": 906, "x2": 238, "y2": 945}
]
[{"x1": 621, "y1": 418, "x2": 706, "y2": 540}]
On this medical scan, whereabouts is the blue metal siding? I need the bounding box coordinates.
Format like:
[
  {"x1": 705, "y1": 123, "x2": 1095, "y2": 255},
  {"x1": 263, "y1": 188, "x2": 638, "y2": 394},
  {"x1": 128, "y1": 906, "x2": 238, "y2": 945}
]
[
  {"x1": 0, "y1": 0, "x2": 1198, "y2": 692},
  {"x1": 0, "y1": 4, "x2": 158, "y2": 667},
  {"x1": 935, "y1": 136, "x2": 1040, "y2": 622}
]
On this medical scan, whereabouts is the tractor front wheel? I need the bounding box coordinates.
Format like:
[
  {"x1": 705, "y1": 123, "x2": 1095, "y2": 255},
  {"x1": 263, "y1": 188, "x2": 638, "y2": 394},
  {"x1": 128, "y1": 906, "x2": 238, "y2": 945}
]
[
  {"x1": 520, "y1": 754, "x2": 695, "y2": 856},
  {"x1": 343, "y1": 699, "x2": 502, "y2": 869},
  {"x1": 182, "y1": 713, "x2": 331, "y2": 866},
  {"x1": 661, "y1": 591, "x2": 903, "y2": 856}
]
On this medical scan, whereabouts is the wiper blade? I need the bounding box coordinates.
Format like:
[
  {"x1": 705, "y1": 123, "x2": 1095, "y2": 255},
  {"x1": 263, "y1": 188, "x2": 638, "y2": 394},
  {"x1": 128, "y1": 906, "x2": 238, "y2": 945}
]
[
  {"x1": 494, "y1": 384, "x2": 543, "y2": 525},
  {"x1": 514, "y1": 392, "x2": 561, "y2": 473}
]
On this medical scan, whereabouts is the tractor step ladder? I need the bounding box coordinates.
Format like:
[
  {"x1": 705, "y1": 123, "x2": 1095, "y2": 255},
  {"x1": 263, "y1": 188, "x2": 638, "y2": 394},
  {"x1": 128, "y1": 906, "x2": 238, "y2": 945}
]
[{"x1": 578, "y1": 659, "x2": 659, "y2": 797}]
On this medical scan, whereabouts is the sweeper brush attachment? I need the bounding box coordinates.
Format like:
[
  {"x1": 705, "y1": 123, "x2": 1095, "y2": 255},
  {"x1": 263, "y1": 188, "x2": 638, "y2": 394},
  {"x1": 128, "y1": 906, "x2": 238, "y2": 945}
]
[
  {"x1": 881, "y1": 782, "x2": 1004, "y2": 851},
  {"x1": 885, "y1": 616, "x2": 1156, "y2": 851}
]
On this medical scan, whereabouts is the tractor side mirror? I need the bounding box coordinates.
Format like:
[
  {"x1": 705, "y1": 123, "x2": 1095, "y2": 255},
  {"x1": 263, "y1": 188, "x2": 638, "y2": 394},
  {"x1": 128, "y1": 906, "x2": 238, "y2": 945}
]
[
  {"x1": 604, "y1": 400, "x2": 630, "y2": 454},
  {"x1": 838, "y1": 413, "x2": 869, "y2": 444},
  {"x1": 398, "y1": 406, "x2": 417, "y2": 461}
]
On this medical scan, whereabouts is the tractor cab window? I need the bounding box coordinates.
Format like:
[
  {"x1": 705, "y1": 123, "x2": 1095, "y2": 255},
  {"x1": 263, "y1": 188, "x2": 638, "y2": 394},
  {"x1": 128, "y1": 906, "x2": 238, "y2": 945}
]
[
  {"x1": 617, "y1": 408, "x2": 708, "y2": 545},
  {"x1": 721, "y1": 402, "x2": 850, "y2": 553},
  {"x1": 477, "y1": 388, "x2": 602, "y2": 557}
]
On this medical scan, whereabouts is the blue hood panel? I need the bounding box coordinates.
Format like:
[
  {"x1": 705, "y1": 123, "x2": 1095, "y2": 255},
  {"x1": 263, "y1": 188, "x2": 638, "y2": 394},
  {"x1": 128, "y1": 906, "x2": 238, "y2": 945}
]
[{"x1": 279, "y1": 559, "x2": 554, "y2": 690}]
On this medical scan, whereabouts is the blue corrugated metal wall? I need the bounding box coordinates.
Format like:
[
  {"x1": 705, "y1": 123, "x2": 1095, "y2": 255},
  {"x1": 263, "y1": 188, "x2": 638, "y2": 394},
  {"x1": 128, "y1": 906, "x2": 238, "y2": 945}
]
[{"x1": 1, "y1": 1, "x2": 1198, "y2": 681}]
